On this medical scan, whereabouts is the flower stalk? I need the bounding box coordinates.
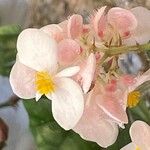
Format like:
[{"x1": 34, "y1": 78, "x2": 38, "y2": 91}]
[{"x1": 95, "y1": 42, "x2": 150, "y2": 57}]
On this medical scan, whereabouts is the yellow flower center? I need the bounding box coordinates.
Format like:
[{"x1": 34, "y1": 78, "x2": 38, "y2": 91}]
[
  {"x1": 127, "y1": 91, "x2": 140, "y2": 108},
  {"x1": 35, "y1": 71, "x2": 55, "y2": 95},
  {"x1": 135, "y1": 146, "x2": 141, "y2": 150}
]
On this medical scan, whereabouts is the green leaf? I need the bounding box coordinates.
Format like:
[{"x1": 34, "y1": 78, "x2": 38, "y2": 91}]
[
  {"x1": 0, "y1": 25, "x2": 21, "y2": 38},
  {"x1": 0, "y1": 25, "x2": 21, "y2": 76},
  {"x1": 24, "y1": 99, "x2": 100, "y2": 150}
]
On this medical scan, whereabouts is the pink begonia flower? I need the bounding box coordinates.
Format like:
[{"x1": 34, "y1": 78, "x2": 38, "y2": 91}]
[
  {"x1": 92, "y1": 6, "x2": 150, "y2": 46},
  {"x1": 96, "y1": 69, "x2": 150, "y2": 127},
  {"x1": 10, "y1": 28, "x2": 84, "y2": 130},
  {"x1": 41, "y1": 14, "x2": 84, "y2": 66},
  {"x1": 74, "y1": 69, "x2": 150, "y2": 147},
  {"x1": 92, "y1": 6, "x2": 137, "y2": 41},
  {"x1": 121, "y1": 120, "x2": 150, "y2": 150},
  {"x1": 74, "y1": 83, "x2": 119, "y2": 148}
]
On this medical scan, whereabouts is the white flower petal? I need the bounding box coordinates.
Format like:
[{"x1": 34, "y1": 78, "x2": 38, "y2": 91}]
[
  {"x1": 74, "y1": 103, "x2": 119, "y2": 148},
  {"x1": 52, "y1": 77, "x2": 84, "y2": 130},
  {"x1": 45, "y1": 93, "x2": 53, "y2": 100},
  {"x1": 10, "y1": 61, "x2": 36, "y2": 99},
  {"x1": 35, "y1": 92, "x2": 42, "y2": 101},
  {"x1": 130, "y1": 120, "x2": 150, "y2": 150},
  {"x1": 41, "y1": 24, "x2": 63, "y2": 42},
  {"x1": 129, "y1": 68, "x2": 150, "y2": 91},
  {"x1": 56, "y1": 66, "x2": 80, "y2": 77},
  {"x1": 120, "y1": 143, "x2": 136, "y2": 150},
  {"x1": 81, "y1": 53, "x2": 96, "y2": 93},
  {"x1": 17, "y1": 28, "x2": 58, "y2": 72}
]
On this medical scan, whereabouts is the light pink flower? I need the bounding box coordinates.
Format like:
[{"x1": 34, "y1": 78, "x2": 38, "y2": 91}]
[
  {"x1": 41, "y1": 14, "x2": 84, "y2": 66},
  {"x1": 41, "y1": 14, "x2": 83, "y2": 41},
  {"x1": 92, "y1": 6, "x2": 137, "y2": 40},
  {"x1": 121, "y1": 120, "x2": 150, "y2": 150},
  {"x1": 97, "y1": 69, "x2": 150, "y2": 126},
  {"x1": 92, "y1": 6, "x2": 150, "y2": 46},
  {"x1": 74, "y1": 69, "x2": 150, "y2": 147},
  {"x1": 10, "y1": 28, "x2": 84, "y2": 130},
  {"x1": 74, "y1": 83, "x2": 119, "y2": 148}
]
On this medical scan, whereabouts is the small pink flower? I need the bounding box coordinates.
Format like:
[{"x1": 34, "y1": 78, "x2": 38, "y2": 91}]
[
  {"x1": 41, "y1": 14, "x2": 84, "y2": 66},
  {"x1": 121, "y1": 120, "x2": 150, "y2": 150},
  {"x1": 41, "y1": 14, "x2": 84, "y2": 40},
  {"x1": 92, "y1": 6, "x2": 137, "y2": 40},
  {"x1": 74, "y1": 69, "x2": 150, "y2": 147},
  {"x1": 74, "y1": 83, "x2": 119, "y2": 148},
  {"x1": 99, "y1": 69, "x2": 150, "y2": 125},
  {"x1": 92, "y1": 6, "x2": 150, "y2": 45}
]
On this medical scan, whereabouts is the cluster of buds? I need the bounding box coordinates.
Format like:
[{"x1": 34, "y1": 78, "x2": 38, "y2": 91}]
[{"x1": 9, "y1": 6, "x2": 150, "y2": 149}]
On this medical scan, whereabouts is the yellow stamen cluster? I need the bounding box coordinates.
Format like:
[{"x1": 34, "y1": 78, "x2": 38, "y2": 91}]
[
  {"x1": 127, "y1": 91, "x2": 140, "y2": 108},
  {"x1": 35, "y1": 71, "x2": 55, "y2": 95},
  {"x1": 135, "y1": 146, "x2": 141, "y2": 150}
]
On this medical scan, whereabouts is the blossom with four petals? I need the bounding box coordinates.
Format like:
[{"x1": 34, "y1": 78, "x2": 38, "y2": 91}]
[{"x1": 10, "y1": 28, "x2": 84, "y2": 130}]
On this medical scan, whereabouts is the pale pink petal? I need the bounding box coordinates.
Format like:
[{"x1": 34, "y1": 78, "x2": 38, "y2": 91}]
[
  {"x1": 96, "y1": 93, "x2": 128, "y2": 125},
  {"x1": 120, "y1": 75, "x2": 136, "y2": 86},
  {"x1": 130, "y1": 120, "x2": 150, "y2": 150},
  {"x1": 107, "y1": 7, "x2": 137, "y2": 37},
  {"x1": 67, "y1": 14, "x2": 83, "y2": 39},
  {"x1": 77, "y1": 53, "x2": 96, "y2": 93},
  {"x1": 41, "y1": 24, "x2": 63, "y2": 42},
  {"x1": 17, "y1": 28, "x2": 58, "y2": 72},
  {"x1": 129, "y1": 69, "x2": 150, "y2": 91},
  {"x1": 92, "y1": 6, "x2": 107, "y2": 39},
  {"x1": 74, "y1": 100, "x2": 118, "y2": 148},
  {"x1": 120, "y1": 143, "x2": 136, "y2": 150},
  {"x1": 10, "y1": 61, "x2": 36, "y2": 99},
  {"x1": 58, "y1": 20, "x2": 68, "y2": 38},
  {"x1": 56, "y1": 66, "x2": 80, "y2": 77},
  {"x1": 52, "y1": 77, "x2": 84, "y2": 130},
  {"x1": 58, "y1": 39, "x2": 81, "y2": 66},
  {"x1": 124, "y1": 7, "x2": 150, "y2": 45}
]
